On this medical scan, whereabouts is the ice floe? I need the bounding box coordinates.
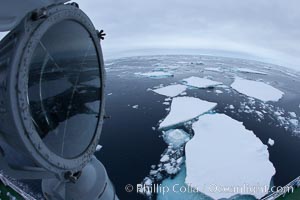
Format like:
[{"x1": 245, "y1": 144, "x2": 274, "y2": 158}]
[
  {"x1": 185, "y1": 114, "x2": 276, "y2": 199},
  {"x1": 231, "y1": 77, "x2": 284, "y2": 102},
  {"x1": 159, "y1": 97, "x2": 217, "y2": 129},
  {"x1": 268, "y1": 138, "x2": 275, "y2": 146},
  {"x1": 135, "y1": 71, "x2": 174, "y2": 78},
  {"x1": 182, "y1": 76, "x2": 222, "y2": 89},
  {"x1": 237, "y1": 68, "x2": 267, "y2": 75},
  {"x1": 163, "y1": 129, "x2": 190, "y2": 149},
  {"x1": 132, "y1": 105, "x2": 139, "y2": 109},
  {"x1": 95, "y1": 145, "x2": 102, "y2": 152},
  {"x1": 204, "y1": 67, "x2": 223, "y2": 72},
  {"x1": 152, "y1": 84, "x2": 187, "y2": 97}
]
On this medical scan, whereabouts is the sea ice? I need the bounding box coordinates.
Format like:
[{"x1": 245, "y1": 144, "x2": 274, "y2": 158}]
[
  {"x1": 237, "y1": 68, "x2": 267, "y2": 75},
  {"x1": 95, "y1": 145, "x2": 102, "y2": 152},
  {"x1": 152, "y1": 84, "x2": 187, "y2": 97},
  {"x1": 159, "y1": 97, "x2": 217, "y2": 129},
  {"x1": 135, "y1": 71, "x2": 173, "y2": 78},
  {"x1": 185, "y1": 114, "x2": 276, "y2": 199},
  {"x1": 163, "y1": 129, "x2": 190, "y2": 148},
  {"x1": 182, "y1": 76, "x2": 222, "y2": 88},
  {"x1": 132, "y1": 105, "x2": 139, "y2": 109},
  {"x1": 231, "y1": 77, "x2": 284, "y2": 102},
  {"x1": 268, "y1": 138, "x2": 275, "y2": 146},
  {"x1": 204, "y1": 67, "x2": 223, "y2": 72}
]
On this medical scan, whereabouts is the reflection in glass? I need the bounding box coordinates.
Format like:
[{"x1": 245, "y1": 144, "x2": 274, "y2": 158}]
[{"x1": 28, "y1": 20, "x2": 101, "y2": 159}]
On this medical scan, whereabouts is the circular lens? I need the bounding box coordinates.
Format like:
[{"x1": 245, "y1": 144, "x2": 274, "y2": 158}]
[{"x1": 27, "y1": 20, "x2": 101, "y2": 159}]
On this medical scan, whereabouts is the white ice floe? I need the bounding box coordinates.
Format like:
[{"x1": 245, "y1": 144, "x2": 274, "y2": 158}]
[
  {"x1": 231, "y1": 77, "x2": 284, "y2": 102},
  {"x1": 204, "y1": 67, "x2": 223, "y2": 72},
  {"x1": 95, "y1": 145, "x2": 102, "y2": 152},
  {"x1": 159, "y1": 97, "x2": 217, "y2": 129},
  {"x1": 237, "y1": 68, "x2": 267, "y2": 75},
  {"x1": 215, "y1": 90, "x2": 223, "y2": 94},
  {"x1": 135, "y1": 71, "x2": 173, "y2": 78},
  {"x1": 185, "y1": 114, "x2": 276, "y2": 199},
  {"x1": 160, "y1": 155, "x2": 170, "y2": 162},
  {"x1": 268, "y1": 138, "x2": 275, "y2": 146},
  {"x1": 182, "y1": 76, "x2": 222, "y2": 88},
  {"x1": 152, "y1": 84, "x2": 187, "y2": 97},
  {"x1": 132, "y1": 105, "x2": 139, "y2": 109},
  {"x1": 163, "y1": 129, "x2": 190, "y2": 148},
  {"x1": 289, "y1": 112, "x2": 297, "y2": 118}
]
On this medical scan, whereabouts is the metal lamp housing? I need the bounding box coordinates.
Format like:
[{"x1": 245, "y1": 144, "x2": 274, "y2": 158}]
[{"x1": 0, "y1": 4, "x2": 105, "y2": 175}]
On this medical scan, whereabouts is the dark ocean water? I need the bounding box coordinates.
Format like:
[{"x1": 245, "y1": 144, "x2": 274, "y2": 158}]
[{"x1": 96, "y1": 55, "x2": 300, "y2": 200}]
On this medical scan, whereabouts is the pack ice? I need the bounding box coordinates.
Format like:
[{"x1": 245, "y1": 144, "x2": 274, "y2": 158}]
[
  {"x1": 135, "y1": 71, "x2": 173, "y2": 78},
  {"x1": 182, "y1": 76, "x2": 222, "y2": 88},
  {"x1": 152, "y1": 84, "x2": 187, "y2": 97},
  {"x1": 185, "y1": 114, "x2": 276, "y2": 199},
  {"x1": 159, "y1": 97, "x2": 217, "y2": 129},
  {"x1": 231, "y1": 77, "x2": 284, "y2": 102}
]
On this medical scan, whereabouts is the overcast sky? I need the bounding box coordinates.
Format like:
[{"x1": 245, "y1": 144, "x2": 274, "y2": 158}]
[
  {"x1": 76, "y1": 0, "x2": 300, "y2": 70},
  {"x1": 1, "y1": 0, "x2": 299, "y2": 70}
]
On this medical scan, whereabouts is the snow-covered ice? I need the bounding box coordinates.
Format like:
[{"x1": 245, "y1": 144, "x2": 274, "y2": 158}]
[
  {"x1": 237, "y1": 68, "x2": 267, "y2": 75},
  {"x1": 204, "y1": 67, "x2": 223, "y2": 72},
  {"x1": 163, "y1": 129, "x2": 190, "y2": 148},
  {"x1": 135, "y1": 71, "x2": 173, "y2": 78},
  {"x1": 160, "y1": 155, "x2": 170, "y2": 162},
  {"x1": 132, "y1": 105, "x2": 139, "y2": 109},
  {"x1": 95, "y1": 145, "x2": 102, "y2": 152},
  {"x1": 289, "y1": 112, "x2": 297, "y2": 118},
  {"x1": 268, "y1": 138, "x2": 275, "y2": 146},
  {"x1": 182, "y1": 76, "x2": 222, "y2": 88},
  {"x1": 152, "y1": 84, "x2": 187, "y2": 97},
  {"x1": 185, "y1": 114, "x2": 276, "y2": 199},
  {"x1": 159, "y1": 97, "x2": 217, "y2": 129},
  {"x1": 231, "y1": 77, "x2": 284, "y2": 102}
]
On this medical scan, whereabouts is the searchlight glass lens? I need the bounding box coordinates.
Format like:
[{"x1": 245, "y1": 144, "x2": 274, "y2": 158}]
[{"x1": 28, "y1": 20, "x2": 101, "y2": 159}]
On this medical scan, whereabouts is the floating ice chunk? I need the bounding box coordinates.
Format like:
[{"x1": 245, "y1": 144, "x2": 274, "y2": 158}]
[
  {"x1": 268, "y1": 138, "x2": 275, "y2": 146},
  {"x1": 160, "y1": 155, "x2": 170, "y2": 162},
  {"x1": 229, "y1": 105, "x2": 235, "y2": 109},
  {"x1": 215, "y1": 90, "x2": 223, "y2": 94},
  {"x1": 163, "y1": 102, "x2": 170, "y2": 106},
  {"x1": 231, "y1": 77, "x2": 284, "y2": 102},
  {"x1": 237, "y1": 68, "x2": 267, "y2": 75},
  {"x1": 159, "y1": 97, "x2": 217, "y2": 129},
  {"x1": 95, "y1": 145, "x2": 102, "y2": 152},
  {"x1": 132, "y1": 105, "x2": 139, "y2": 109},
  {"x1": 135, "y1": 71, "x2": 173, "y2": 78},
  {"x1": 289, "y1": 112, "x2": 297, "y2": 118},
  {"x1": 152, "y1": 84, "x2": 187, "y2": 97},
  {"x1": 289, "y1": 119, "x2": 298, "y2": 127},
  {"x1": 185, "y1": 114, "x2": 276, "y2": 199},
  {"x1": 204, "y1": 67, "x2": 223, "y2": 72},
  {"x1": 163, "y1": 129, "x2": 190, "y2": 148},
  {"x1": 107, "y1": 93, "x2": 113, "y2": 96},
  {"x1": 182, "y1": 76, "x2": 222, "y2": 88}
]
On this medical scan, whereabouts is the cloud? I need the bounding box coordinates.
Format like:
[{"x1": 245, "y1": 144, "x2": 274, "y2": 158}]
[
  {"x1": 77, "y1": 0, "x2": 300, "y2": 70},
  {"x1": 1, "y1": 0, "x2": 299, "y2": 70}
]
